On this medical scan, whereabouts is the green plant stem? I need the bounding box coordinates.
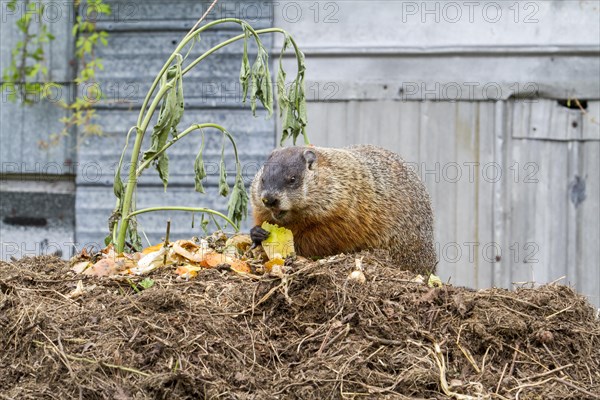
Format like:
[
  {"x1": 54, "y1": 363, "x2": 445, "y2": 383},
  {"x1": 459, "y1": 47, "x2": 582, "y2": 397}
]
[
  {"x1": 136, "y1": 123, "x2": 226, "y2": 176},
  {"x1": 137, "y1": 18, "x2": 246, "y2": 128},
  {"x1": 127, "y1": 207, "x2": 237, "y2": 230},
  {"x1": 115, "y1": 83, "x2": 172, "y2": 252},
  {"x1": 116, "y1": 19, "x2": 305, "y2": 253}
]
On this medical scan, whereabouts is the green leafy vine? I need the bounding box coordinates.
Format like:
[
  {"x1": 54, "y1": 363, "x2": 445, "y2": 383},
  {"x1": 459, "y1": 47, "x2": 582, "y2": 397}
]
[{"x1": 0, "y1": 0, "x2": 111, "y2": 147}]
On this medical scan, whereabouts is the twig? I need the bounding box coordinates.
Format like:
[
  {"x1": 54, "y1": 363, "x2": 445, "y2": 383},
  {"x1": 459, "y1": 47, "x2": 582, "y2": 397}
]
[
  {"x1": 456, "y1": 326, "x2": 480, "y2": 374},
  {"x1": 318, "y1": 323, "x2": 349, "y2": 356},
  {"x1": 35, "y1": 334, "x2": 148, "y2": 377},
  {"x1": 185, "y1": 0, "x2": 220, "y2": 37},
  {"x1": 547, "y1": 276, "x2": 566, "y2": 285},
  {"x1": 427, "y1": 341, "x2": 487, "y2": 400},
  {"x1": 365, "y1": 334, "x2": 404, "y2": 346},
  {"x1": 480, "y1": 345, "x2": 491, "y2": 374},
  {"x1": 553, "y1": 377, "x2": 600, "y2": 399},
  {"x1": 507, "y1": 344, "x2": 519, "y2": 378},
  {"x1": 64, "y1": 353, "x2": 150, "y2": 377},
  {"x1": 495, "y1": 363, "x2": 508, "y2": 394},
  {"x1": 524, "y1": 364, "x2": 572, "y2": 381},
  {"x1": 545, "y1": 305, "x2": 573, "y2": 320},
  {"x1": 542, "y1": 343, "x2": 568, "y2": 378},
  {"x1": 513, "y1": 378, "x2": 553, "y2": 398},
  {"x1": 163, "y1": 219, "x2": 171, "y2": 265}
]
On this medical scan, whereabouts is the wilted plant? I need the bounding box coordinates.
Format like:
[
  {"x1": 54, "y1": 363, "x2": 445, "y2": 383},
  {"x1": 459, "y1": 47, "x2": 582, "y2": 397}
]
[{"x1": 109, "y1": 17, "x2": 308, "y2": 253}]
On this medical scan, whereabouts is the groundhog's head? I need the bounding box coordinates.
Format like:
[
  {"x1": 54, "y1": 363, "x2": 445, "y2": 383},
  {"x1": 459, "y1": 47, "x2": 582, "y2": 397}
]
[{"x1": 251, "y1": 146, "x2": 318, "y2": 224}]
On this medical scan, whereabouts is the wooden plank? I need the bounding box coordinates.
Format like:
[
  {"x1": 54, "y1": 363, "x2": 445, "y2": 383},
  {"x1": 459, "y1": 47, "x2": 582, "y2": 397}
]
[
  {"x1": 512, "y1": 99, "x2": 596, "y2": 141},
  {"x1": 582, "y1": 101, "x2": 600, "y2": 141}
]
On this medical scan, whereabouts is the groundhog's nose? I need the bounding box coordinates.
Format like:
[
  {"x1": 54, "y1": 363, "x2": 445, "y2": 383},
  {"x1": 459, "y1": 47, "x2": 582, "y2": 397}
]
[{"x1": 261, "y1": 193, "x2": 279, "y2": 208}]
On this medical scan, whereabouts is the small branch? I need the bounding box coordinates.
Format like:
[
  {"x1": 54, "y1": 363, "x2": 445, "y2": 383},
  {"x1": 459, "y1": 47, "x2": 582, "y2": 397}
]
[
  {"x1": 64, "y1": 353, "x2": 150, "y2": 377},
  {"x1": 524, "y1": 364, "x2": 573, "y2": 381},
  {"x1": 552, "y1": 377, "x2": 600, "y2": 399},
  {"x1": 185, "y1": 0, "x2": 220, "y2": 38},
  {"x1": 135, "y1": 123, "x2": 228, "y2": 176},
  {"x1": 545, "y1": 305, "x2": 573, "y2": 320},
  {"x1": 163, "y1": 219, "x2": 171, "y2": 264}
]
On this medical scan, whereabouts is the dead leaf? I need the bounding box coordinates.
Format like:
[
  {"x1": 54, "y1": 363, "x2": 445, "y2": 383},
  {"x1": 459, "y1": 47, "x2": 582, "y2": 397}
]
[
  {"x1": 71, "y1": 261, "x2": 91, "y2": 274},
  {"x1": 131, "y1": 247, "x2": 168, "y2": 275},
  {"x1": 175, "y1": 264, "x2": 203, "y2": 279}
]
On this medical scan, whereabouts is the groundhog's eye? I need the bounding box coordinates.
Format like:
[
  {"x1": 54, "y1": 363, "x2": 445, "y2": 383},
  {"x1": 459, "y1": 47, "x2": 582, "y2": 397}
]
[{"x1": 287, "y1": 176, "x2": 296, "y2": 185}]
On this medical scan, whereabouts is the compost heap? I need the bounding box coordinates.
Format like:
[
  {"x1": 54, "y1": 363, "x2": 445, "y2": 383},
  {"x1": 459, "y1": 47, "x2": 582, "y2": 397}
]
[{"x1": 1, "y1": 251, "x2": 599, "y2": 399}]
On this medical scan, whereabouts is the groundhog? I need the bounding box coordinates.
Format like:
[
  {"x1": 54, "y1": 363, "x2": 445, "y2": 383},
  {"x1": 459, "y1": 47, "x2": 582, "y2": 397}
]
[{"x1": 250, "y1": 145, "x2": 437, "y2": 274}]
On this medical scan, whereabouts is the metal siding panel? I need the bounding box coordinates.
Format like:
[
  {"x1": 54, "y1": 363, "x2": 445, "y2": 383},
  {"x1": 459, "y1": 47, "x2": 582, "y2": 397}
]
[
  {"x1": 493, "y1": 101, "x2": 509, "y2": 288},
  {"x1": 577, "y1": 142, "x2": 600, "y2": 307},
  {"x1": 0, "y1": 102, "x2": 24, "y2": 168},
  {"x1": 452, "y1": 102, "x2": 491, "y2": 288},
  {"x1": 302, "y1": 101, "x2": 347, "y2": 148},
  {"x1": 475, "y1": 102, "x2": 497, "y2": 288},
  {"x1": 419, "y1": 103, "x2": 458, "y2": 283},
  {"x1": 505, "y1": 140, "x2": 570, "y2": 286},
  {"x1": 21, "y1": 98, "x2": 75, "y2": 170}
]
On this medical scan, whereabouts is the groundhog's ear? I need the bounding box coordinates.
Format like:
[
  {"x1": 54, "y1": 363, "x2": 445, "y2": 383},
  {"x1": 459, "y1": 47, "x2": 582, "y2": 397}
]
[{"x1": 303, "y1": 149, "x2": 317, "y2": 170}]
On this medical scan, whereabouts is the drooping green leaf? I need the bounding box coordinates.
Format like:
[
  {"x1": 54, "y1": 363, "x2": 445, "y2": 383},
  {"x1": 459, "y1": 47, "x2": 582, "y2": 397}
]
[
  {"x1": 194, "y1": 134, "x2": 207, "y2": 193},
  {"x1": 140, "y1": 55, "x2": 185, "y2": 190},
  {"x1": 142, "y1": 88, "x2": 172, "y2": 188},
  {"x1": 275, "y1": 35, "x2": 307, "y2": 145},
  {"x1": 114, "y1": 127, "x2": 135, "y2": 200},
  {"x1": 200, "y1": 214, "x2": 210, "y2": 235},
  {"x1": 219, "y1": 138, "x2": 229, "y2": 197},
  {"x1": 209, "y1": 214, "x2": 222, "y2": 231},
  {"x1": 249, "y1": 46, "x2": 273, "y2": 117},
  {"x1": 276, "y1": 34, "x2": 291, "y2": 117},
  {"x1": 127, "y1": 217, "x2": 143, "y2": 252},
  {"x1": 113, "y1": 168, "x2": 124, "y2": 199},
  {"x1": 172, "y1": 58, "x2": 185, "y2": 135},
  {"x1": 227, "y1": 173, "x2": 249, "y2": 228},
  {"x1": 239, "y1": 26, "x2": 251, "y2": 102}
]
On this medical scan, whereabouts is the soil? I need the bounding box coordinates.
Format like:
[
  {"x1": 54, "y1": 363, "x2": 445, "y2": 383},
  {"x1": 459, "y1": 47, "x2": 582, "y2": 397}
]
[{"x1": 1, "y1": 252, "x2": 599, "y2": 399}]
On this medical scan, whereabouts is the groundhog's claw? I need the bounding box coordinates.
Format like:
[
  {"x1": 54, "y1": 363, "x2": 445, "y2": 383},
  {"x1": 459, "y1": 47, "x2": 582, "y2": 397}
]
[{"x1": 250, "y1": 225, "x2": 270, "y2": 248}]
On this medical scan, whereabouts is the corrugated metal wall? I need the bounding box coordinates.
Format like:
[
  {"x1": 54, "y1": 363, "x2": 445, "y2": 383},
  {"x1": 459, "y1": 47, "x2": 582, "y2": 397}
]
[
  {"x1": 74, "y1": 0, "x2": 277, "y2": 247},
  {"x1": 274, "y1": 1, "x2": 600, "y2": 306}
]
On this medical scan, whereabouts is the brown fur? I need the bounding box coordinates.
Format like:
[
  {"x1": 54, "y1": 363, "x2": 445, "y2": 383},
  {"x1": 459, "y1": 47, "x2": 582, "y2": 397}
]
[{"x1": 251, "y1": 145, "x2": 437, "y2": 274}]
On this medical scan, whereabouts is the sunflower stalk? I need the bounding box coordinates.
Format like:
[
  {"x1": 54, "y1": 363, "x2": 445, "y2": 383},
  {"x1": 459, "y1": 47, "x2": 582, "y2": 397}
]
[{"x1": 112, "y1": 18, "x2": 307, "y2": 253}]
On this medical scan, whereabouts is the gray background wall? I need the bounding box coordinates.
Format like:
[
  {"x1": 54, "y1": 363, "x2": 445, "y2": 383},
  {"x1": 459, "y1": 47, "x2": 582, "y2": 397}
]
[{"x1": 1, "y1": 1, "x2": 599, "y2": 306}]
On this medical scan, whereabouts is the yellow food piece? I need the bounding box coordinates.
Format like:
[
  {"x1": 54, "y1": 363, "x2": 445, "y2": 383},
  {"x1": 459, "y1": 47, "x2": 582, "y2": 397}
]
[
  {"x1": 175, "y1": 264, "x2": 203, "y2": 279},
  {"x1": 264, "y1": 257, "x2": 285, "y2": 273},
  {"x1": 427, "y1": 274, "x2": 443, "y2": 288},
  {"x1": 260, "y1": 222, "x2": 295, "y2": 260},
  {"x1": 142, "y1": 243, "x2": 164, "y2": 255}
]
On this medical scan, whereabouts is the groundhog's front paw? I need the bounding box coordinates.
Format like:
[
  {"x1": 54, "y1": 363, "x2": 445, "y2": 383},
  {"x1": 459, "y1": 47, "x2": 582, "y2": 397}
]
[{"x1": 250, "y1": 225, "x2": 270, "y2": 248}]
